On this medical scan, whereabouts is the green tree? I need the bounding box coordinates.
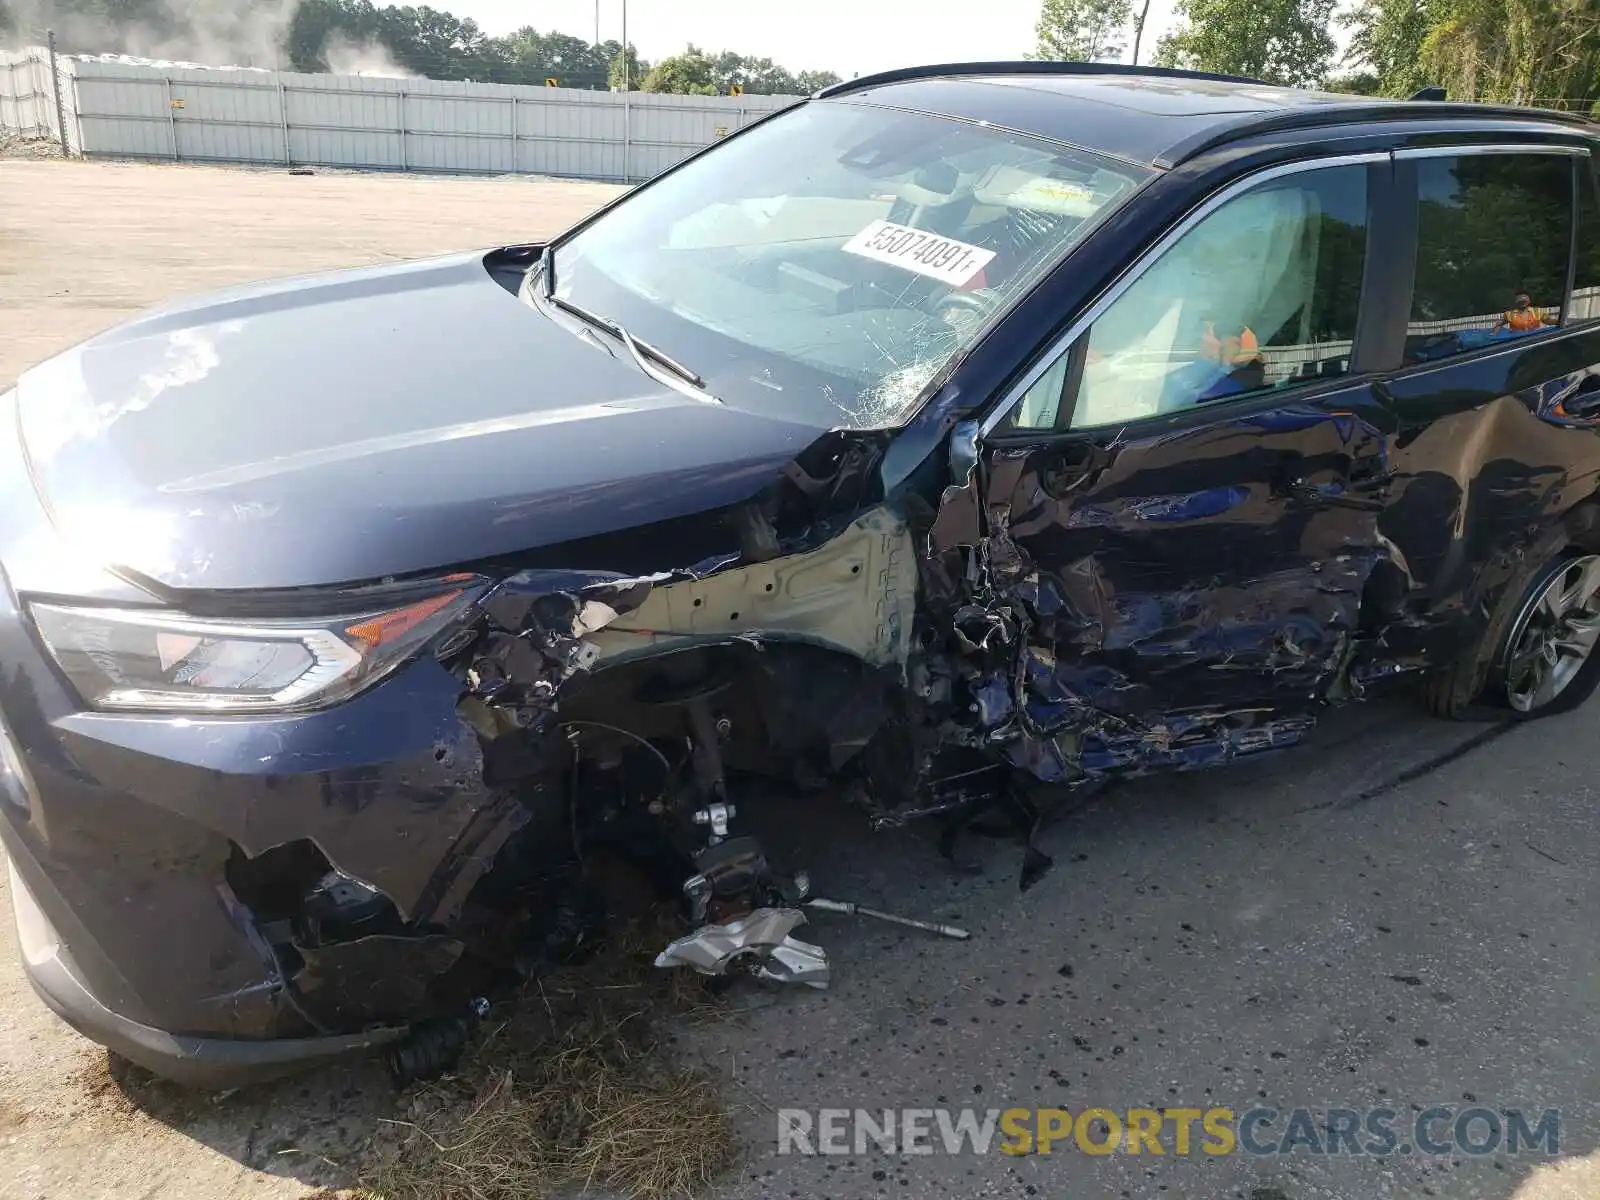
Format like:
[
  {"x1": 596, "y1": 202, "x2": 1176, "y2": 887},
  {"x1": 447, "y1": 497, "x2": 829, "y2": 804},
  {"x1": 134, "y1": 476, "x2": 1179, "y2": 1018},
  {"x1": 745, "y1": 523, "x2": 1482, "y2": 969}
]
[
  {"x1": 795, "y1": 68, "x2": 843, "y2": 93},
  {"x1": 376, "y1": 5, "x2": 504, "y2": 80},
  {"x1": 1323, "y1": 70, "x2": 1382, "y2": 94},
  {"x1": 501, "y1": 27, "x2": 612, "y2": 87},
  {"x1": 1418, "y1": 0, "x2": 1600, "y2": 111},
  {"x1": 640, "y1": 45, "x2": 719, "y2": 95},
  {"x1": 1034, "y1": 0, "x2": 1134, "y2": 62},
  {"x1": 608, "y1": 43, "x2": 646, "y2": 89},
  {"x1": 1340, "y1": 0, "x2": 1432, "y2": 96},
  {"x1": 287, "y1": 0, "x2": 383, "y2": 71},
  {"x1": 710, "y1": 50, "x2": 788, "y2": 94},
  {"x1": 1154, "y1": 0, "x2": 1337, "y2": 85},
  {"x1": 28, "y1": 0, "x2": 841, "y2": 98}
]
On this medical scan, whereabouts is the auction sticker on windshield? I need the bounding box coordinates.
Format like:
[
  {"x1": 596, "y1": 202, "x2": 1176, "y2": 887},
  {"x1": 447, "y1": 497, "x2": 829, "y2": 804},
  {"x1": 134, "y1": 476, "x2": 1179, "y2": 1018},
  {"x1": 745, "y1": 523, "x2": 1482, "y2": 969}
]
[{"x1": 842, "y1": 220, "x2": 996, "y2": 287}]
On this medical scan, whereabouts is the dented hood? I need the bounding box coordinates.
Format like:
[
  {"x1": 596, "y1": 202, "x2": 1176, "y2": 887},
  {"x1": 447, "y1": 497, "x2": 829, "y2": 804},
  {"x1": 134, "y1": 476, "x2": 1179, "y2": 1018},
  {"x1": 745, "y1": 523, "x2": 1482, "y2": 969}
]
[{"x1": 13, "y1": 250, "x2": 827, "y2": 591}]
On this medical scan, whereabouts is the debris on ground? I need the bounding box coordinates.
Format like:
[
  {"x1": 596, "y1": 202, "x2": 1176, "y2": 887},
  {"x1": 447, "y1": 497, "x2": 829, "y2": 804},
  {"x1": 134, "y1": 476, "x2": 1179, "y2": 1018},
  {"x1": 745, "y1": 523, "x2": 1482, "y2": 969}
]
[
  {"x1": 0, "y1": 133, "x2": 64, "y2": 160},
  {"x1": 352, "y1": 910, "x2": 736, "y2": 1200}
]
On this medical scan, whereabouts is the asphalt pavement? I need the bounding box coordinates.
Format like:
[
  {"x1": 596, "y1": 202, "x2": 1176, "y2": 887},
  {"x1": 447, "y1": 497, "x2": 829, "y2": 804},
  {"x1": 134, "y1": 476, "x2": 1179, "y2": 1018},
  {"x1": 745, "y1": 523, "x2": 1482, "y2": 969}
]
[{"x1": 684, "y1": 698, "x2": 1600, "y2": 1200}]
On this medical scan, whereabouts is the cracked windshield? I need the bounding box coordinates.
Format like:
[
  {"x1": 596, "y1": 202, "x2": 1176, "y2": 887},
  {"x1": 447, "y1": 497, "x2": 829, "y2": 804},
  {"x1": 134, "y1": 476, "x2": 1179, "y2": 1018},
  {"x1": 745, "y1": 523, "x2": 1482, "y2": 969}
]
[{"x1": 550, "y1": 101, "x2": 1148, "y2": 428}]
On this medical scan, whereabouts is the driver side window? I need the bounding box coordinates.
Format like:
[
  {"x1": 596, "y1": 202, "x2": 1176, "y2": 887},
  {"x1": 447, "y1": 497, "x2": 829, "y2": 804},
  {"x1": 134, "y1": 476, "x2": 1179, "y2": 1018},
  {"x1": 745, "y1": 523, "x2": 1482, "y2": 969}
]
[{"x1": 1008, "y1": 163, "x2": 1370, "y2": 432}]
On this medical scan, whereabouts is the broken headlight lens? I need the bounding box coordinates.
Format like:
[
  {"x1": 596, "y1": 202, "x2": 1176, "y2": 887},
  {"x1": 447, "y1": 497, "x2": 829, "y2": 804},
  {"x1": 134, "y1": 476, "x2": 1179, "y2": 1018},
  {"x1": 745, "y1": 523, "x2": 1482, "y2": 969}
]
[{"x1": 30, "y1": 588, "x2": 476, "y2": 713}]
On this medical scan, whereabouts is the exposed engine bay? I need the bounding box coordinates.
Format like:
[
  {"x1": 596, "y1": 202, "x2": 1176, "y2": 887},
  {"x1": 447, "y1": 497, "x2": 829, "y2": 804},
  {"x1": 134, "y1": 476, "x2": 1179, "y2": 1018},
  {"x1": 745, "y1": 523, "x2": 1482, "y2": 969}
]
[
  {"x1": 326, "y1": 424, "x2": 1152, "y2": 1053},
  {"x1": 442, "y1": 488, "x2": 1016, "y2": 1015}
]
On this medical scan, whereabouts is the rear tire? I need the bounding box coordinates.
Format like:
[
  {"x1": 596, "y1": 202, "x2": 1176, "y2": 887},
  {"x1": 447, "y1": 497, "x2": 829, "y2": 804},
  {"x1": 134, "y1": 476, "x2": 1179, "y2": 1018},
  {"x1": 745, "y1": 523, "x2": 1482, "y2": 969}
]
[{"x1": 1424, "y1": 548, "x2": 1600, "y2": 720}]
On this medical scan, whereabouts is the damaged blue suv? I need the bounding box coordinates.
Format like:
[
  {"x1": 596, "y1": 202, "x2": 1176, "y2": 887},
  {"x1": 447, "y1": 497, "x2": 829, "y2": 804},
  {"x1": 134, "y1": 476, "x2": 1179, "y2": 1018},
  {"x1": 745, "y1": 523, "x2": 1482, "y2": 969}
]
[{"x1": 5, "y1": 61, "x2": 1600, "y2": 1087}]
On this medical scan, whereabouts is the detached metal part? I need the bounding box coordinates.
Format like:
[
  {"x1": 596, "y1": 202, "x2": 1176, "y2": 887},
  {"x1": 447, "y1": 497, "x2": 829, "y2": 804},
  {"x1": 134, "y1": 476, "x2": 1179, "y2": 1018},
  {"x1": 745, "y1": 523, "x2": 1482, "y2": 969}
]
[
  {"x1": 654, "y1": 907, "x2": 830, "y2": 989},
  {"x1": 804, "y1": 897, "x2": 971, "y2": 940}
]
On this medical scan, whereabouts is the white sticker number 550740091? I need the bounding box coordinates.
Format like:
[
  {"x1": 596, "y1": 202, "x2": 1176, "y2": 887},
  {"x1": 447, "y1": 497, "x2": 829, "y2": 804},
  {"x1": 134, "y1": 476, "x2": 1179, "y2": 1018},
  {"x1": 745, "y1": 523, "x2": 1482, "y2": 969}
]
[{"x1": 841, "y1": 219, "x2": 996, "y2": 287}]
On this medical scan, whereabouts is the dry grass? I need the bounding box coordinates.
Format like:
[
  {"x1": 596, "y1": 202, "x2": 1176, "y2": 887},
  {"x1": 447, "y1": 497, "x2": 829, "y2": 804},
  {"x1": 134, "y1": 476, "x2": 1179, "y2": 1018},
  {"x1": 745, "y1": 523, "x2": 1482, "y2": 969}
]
[{"x1": 352, "y1": 913, "x2": 737, "y2": 1200}]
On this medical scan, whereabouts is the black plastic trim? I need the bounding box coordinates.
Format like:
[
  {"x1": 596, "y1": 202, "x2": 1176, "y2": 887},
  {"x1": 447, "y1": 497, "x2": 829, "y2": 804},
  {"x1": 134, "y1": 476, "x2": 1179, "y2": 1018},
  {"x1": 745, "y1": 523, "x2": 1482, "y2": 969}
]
[{"x1": 1352, "y1": 155, "x2": 1417, "y2": 374}]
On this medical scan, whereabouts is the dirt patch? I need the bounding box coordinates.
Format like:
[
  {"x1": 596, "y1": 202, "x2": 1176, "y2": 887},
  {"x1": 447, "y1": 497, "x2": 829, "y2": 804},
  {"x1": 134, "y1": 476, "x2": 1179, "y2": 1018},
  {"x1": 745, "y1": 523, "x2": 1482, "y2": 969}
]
[{"x1": 0, "y1": 133, "x2": 63, "y2": 160}]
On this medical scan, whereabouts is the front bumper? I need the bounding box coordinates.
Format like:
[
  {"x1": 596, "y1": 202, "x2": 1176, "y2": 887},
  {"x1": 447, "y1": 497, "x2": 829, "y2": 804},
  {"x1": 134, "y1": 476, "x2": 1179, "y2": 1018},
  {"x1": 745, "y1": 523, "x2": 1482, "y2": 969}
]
[
  {"x1": 0, "y1": 582, "x2": 524, "y2": 1085},
  {"x1": 0, "y1": 383, "x2": 546, "y2": 1085},
  {"x1": 9, "y1": 858, "x2": 406, "y2": 1088}
]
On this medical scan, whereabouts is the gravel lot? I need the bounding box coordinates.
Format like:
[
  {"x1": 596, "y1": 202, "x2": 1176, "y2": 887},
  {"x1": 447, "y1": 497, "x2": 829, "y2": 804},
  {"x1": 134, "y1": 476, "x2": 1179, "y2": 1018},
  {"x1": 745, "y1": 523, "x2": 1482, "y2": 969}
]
[{"x1": 3, "y1": 157, "x2": 1600, "y2": 1200}]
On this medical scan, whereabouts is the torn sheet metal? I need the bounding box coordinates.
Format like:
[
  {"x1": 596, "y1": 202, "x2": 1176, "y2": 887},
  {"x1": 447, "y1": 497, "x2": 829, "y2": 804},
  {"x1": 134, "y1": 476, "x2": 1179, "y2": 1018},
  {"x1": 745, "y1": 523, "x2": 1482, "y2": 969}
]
[
  {"x1": 941, "y1": 400, "x2": 1394, "y2": 783},
  {"x1": 591, "y1": 506, "x2": 919, "y2": 671},
  {"x1": 467, "y1": 570, "x2": 664, "y2": 707}
]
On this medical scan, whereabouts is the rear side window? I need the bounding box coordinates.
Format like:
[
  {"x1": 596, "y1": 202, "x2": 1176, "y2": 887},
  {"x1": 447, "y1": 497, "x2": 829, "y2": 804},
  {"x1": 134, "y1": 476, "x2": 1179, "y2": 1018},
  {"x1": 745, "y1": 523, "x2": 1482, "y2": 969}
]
[
  {"x1": 1575, "y1": 157, "x2": 1600, "y2": 326},
  {"x1": 1404, "y1": 153, "x2": 1574, "y2": 365}
]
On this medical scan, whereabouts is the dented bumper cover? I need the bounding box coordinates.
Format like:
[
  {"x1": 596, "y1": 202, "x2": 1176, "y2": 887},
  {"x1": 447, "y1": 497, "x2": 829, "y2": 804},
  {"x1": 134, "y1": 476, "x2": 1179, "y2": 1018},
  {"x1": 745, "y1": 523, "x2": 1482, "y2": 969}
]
[{"x1": 0, "y1": 599, "x2": 508, "y2": 1084}]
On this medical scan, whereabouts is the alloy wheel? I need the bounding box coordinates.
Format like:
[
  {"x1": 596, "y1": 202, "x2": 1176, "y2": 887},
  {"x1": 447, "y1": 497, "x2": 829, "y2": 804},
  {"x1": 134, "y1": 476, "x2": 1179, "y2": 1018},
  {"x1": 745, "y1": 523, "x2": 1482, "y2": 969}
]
[{"x1": 1504, "y1": 554, "x2": 1600, "y2": 713}]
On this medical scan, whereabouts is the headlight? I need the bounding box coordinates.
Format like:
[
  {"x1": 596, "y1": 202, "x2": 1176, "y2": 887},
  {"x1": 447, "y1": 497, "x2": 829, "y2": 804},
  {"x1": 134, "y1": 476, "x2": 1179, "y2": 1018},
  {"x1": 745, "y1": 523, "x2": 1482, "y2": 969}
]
[{"x1": 30, "y1": 587, "x2": 477, "y2": 713}]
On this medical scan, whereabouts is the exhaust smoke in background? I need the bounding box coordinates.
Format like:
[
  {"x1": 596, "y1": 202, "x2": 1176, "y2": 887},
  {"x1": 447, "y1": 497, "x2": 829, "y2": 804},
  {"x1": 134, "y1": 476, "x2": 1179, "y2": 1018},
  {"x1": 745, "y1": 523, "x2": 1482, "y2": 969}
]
[
  {"x1": 0, "y1": 0, "x2": 300, "y2": 68},
  {"x1": 322, "y1": 33, "x2": 413, "y2": 78}
]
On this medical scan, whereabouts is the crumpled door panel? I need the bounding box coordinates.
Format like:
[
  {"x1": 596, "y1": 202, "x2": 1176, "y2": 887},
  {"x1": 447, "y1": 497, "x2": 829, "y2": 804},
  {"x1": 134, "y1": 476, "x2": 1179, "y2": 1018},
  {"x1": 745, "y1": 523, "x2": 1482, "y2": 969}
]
[{"x1": 958, "y1": 395, "x2": 1394, "y2": 780}]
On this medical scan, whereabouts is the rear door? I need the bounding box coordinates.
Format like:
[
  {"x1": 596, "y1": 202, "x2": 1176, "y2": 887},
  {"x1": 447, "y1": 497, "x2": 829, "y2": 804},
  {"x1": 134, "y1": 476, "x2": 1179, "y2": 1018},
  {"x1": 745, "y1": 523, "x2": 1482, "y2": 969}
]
[
  {"x1": 959, "y1": 154, "x2": 1402, "y2": 777},
  {"x1": 1375, "y1": 143, "x2": 1600, "y2": 676}
]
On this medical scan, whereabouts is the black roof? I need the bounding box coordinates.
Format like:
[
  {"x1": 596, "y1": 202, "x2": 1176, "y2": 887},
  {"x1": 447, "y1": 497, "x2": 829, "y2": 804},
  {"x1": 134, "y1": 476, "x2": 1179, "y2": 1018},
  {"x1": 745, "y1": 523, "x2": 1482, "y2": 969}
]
[{"x1": 817, "y1": 62, "x2": 1596, "y2": 169}]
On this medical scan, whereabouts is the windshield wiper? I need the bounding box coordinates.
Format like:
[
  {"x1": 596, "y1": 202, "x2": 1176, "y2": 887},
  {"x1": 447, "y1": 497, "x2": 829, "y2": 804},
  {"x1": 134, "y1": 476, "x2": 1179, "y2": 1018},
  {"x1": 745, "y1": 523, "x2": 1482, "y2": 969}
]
[
  {"x1": 537, "y1": 245, "x2": 718, "y2": 403},
  {"x1": 539, "y1": 242, "x2": 556, "y2": 300}
]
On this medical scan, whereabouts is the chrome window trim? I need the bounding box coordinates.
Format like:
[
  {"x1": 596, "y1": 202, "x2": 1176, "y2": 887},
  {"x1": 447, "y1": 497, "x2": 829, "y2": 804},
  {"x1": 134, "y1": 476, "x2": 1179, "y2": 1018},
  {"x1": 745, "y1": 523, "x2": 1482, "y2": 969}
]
[
  {"x1": 1393, "y1": 144, "x2": 1590, "y2": 160},
  {"x1": 980, "y1": 151, "x2": 1391, "y2": 438}
]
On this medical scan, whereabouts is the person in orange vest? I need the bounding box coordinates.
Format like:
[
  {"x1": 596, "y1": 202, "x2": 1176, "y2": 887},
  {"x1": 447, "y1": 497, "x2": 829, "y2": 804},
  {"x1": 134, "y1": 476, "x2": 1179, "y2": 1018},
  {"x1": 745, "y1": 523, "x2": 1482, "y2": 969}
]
[
  {"x1": 1197, "y1": 319, "x2": 1266, "y2": 394},
  {"x1": 1493, "y1": 291, "x2": 1559, "y2": 335},
  {"x1": 1200, "y1": 321, "x2": 1260, "y2": 367}
]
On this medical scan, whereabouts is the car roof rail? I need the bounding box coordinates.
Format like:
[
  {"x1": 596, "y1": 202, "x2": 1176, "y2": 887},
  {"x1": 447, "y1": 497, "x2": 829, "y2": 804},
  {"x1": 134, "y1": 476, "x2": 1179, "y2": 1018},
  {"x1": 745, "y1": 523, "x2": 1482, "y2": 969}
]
[
  {"x1": 1153, "y1": 100, "x2": 1598, "y2": 168},
  {"x1": 815, "y1": 60, "x2": 1268, "y2": 99}
]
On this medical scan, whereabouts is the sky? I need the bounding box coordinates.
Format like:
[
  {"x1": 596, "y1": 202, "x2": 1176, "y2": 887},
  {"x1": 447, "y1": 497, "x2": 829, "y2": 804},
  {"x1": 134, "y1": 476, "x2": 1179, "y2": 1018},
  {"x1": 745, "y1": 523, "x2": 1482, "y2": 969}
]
[{"x1": 442, "y1": 0, "x2": 1190, "y2": 80}]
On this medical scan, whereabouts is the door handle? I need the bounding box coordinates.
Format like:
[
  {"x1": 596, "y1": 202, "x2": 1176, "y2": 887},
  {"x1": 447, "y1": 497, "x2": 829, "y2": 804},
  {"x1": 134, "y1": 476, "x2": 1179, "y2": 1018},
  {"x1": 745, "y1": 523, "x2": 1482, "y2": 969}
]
[
  {"x1": 1563, "y1": 375, "x2": 1600, "y2": 418},
  {"x1": 1346, "y1": 452, "x2": 1395, "y2": 488},
  {"x1": 1038, "y1": 441, "x2": 1107, "y2": 496},
  {"x1": 1283, "y1": 478, "x2": 1387, "y2": 511},
  {"x1": 1276, "y1": 448, "x2": 1391, "y2": 512}
]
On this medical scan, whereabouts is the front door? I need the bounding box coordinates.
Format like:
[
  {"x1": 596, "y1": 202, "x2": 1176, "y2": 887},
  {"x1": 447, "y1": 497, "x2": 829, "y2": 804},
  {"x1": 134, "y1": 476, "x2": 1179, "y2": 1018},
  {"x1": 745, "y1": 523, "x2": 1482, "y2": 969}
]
[{"x1": 965, "y1": 155, "x2": 1396, "y2": 779}]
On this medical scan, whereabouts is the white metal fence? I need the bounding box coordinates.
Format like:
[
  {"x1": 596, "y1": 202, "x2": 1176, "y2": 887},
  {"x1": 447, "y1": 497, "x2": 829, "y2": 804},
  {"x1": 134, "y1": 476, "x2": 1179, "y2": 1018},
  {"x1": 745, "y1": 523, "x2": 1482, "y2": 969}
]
[
  {"x1": 1, "y1": 47, "x2": 65, "y2": 142},
  {"x1": 0, "y1": 47, "x2": 798, "y2": 182}
]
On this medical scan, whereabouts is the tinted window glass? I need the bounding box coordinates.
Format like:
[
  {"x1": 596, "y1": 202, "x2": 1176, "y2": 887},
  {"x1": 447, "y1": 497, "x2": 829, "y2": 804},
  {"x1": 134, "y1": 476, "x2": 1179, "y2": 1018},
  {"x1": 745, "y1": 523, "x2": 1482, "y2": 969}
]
[
  {"x1": 1052, "y1": 164, "x2": 1368, "y2": 430},
  {"x1": 1575, "y1": 159, "x2": 1600, "y2": 326},
  {"x1": 1404, "y1": 153, "x2": 1573, "y2": 364}
]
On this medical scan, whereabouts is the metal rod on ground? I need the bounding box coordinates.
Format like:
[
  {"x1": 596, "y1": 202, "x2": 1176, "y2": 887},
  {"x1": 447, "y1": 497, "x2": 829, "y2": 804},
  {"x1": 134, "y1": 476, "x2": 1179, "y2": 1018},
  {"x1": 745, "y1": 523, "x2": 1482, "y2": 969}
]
[
  {"x1": 805, "y1": 897, "x2": 971, "y2": 940},
  {"x1": 46, "y1": 29, "x2": 68, "y2": 156}
]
